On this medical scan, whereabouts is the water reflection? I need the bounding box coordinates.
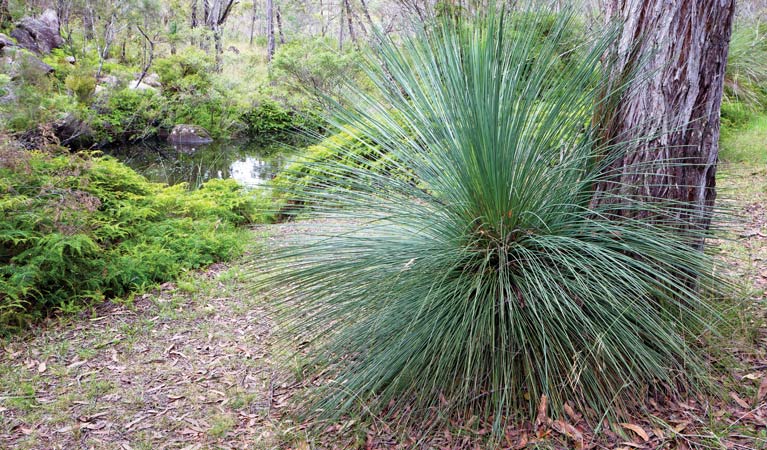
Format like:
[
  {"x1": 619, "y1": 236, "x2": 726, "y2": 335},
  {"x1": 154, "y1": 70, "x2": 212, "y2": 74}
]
[{"x1": 105, "y1": 140, "x2": 291, "y2": 189}]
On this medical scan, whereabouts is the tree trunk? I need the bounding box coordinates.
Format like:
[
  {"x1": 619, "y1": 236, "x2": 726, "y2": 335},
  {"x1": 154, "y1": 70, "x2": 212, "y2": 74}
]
[
  {"x1": 276, "y1": 5, "x2": 285, "y2": 45},
  {"x1": 595, "y1": 0, "x2": 735, "y2": 248},
  {"x1": 338, "y1": 1, "x2": 345, "y2": 50},
  {"x1": 359, "y1": 0, "x2": 375, "y2": 34},
  {"x1": 266, "y1": 0, "x2": 275, "y2": 61},
  {"x1": 191, "y1": 0, "x2": 198, "y2": 45},
  {"x1": 135, "y1": 26, "x2": 155, "y2": 88},
  {"x1": 320, "y1": 0, "x2": 327, "y2": 37},
  {"x1": 213, "y1": 26, "x2": 223, "y2": 70},
  {"x1": 249, "y1": 0, "x2": 257, "y2": 45},
  {"x1": 344, "y1": 0, "x2": 357, "y2": 47}
]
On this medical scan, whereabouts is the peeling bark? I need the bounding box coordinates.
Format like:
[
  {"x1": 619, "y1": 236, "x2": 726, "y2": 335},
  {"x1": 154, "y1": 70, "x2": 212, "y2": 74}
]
[{"x1": 596, "y1": 0, "x2": 736, "y2": 247}]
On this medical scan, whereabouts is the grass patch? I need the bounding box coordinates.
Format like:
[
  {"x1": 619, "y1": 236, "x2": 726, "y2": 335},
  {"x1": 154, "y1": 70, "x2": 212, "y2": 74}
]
[{"x1": 720, "y1": 113, "x2": 767, "y2": 165}]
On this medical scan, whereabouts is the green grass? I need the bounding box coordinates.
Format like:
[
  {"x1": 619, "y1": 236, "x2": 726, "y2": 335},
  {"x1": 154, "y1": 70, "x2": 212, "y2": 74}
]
[{"x1": 720, "y1": 113, "x2": 767, "y2": 165}]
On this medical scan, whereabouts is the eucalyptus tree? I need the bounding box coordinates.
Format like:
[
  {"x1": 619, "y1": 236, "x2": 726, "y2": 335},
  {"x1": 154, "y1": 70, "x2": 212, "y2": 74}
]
[
  {"x1": 596, "y1": 0, "x2": 736, "y2": 248},
  {"x1": 203, "y1": 0, "x2": 236, "y2": 70}
]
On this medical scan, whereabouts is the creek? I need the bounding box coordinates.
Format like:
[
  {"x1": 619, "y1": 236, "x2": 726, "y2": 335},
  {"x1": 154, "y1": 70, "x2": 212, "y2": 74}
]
[{"x1": 104, "y1": 139, "x2": 292, "y2": 189}]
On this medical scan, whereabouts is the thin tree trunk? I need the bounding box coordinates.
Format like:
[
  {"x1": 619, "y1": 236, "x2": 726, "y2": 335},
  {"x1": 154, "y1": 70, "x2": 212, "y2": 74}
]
[
  {"x1": 594, "y1": 0, "x2": 735, "y2": 248},
  {"x1": 344, "y1": 0, "x2": 357, "y2": 46},
  {"x1": 249, "y1": 0, "x2": 257, "y2": 45},
  {"x1": 135, "y1": 26, "x2": 155, "y2": 88},
  {"x1": 266, "y1": 0, "x2": 275, "y2": 61},
  {"x1": 338, "y1": 1, "x2": 345, "y2": 50},
  {"x1": 320, "y1": 0, "x2": 327, "y2": 37},
  {"x1": 213, "y1": 26, "x2": 223, "y2": 70},
  {"x1": 191, "y1": 0, "x2": 198, "y2": 45},
  {"x1": 276, "y1": 5, "x2": 285, "y2": 45}
]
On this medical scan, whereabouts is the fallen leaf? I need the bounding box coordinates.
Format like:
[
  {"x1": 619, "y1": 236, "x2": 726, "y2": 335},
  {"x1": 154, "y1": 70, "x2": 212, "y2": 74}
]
[
  {"x1": 534, "y1": 394, "x2": 548, "y2": 430},
  {"x1": 743, "y1": 373, "x2": 762, "y2": 381},
  {"x1": 37, "y1": 361, "x2": 46, "y2": 373},
  {"x1": 79, "y1": 421, "x2": 107, "y2": 430},
  {"x1": 620, "y1": 423, "x2": 649, "y2": 442},
  {"x1": 673, "y1": 421, "x2": 690, "y2": 433},
  {"x1": 55, "y1": 425, "x2": 73, "y2": 433},
  {"x1": 730, "y1": 391, "x2": 750, "y2": 409},
  {"x1": 66, "y1": 360, "x2": 87, "y2": 370},
  {"x1": 563, "y1": 402, "x2": 581, "y2": 422},
  {"x1": 515, "y1": 432, "x2": 528, "y2": 449},
  {"x1": 758, "y1": 376, "x2": 767, "y2": 403},
  {"x1": 552, "y1": 419, "x2": 583, "y2": 447}
]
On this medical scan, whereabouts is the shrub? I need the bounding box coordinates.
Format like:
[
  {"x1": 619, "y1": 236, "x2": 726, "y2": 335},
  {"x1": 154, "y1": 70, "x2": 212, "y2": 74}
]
[
  {"x1": 0, "y1": 143, "x2": 268, "y2": 332},
  {"x1": 269, "y1": 38, "x2": 359, "y2": 107},
  {"x1": 155, "y1": 48, "x2": 214, "y2": 93},
  {"x1": 257, "y1": 10, "x2": 726, "y2": 435},
  {"x1": 65, "y1": 70, "x2": 97, "y2": 104},
  {"x1": 92, "y1": 88, "x2": 166, "y2": 143}
]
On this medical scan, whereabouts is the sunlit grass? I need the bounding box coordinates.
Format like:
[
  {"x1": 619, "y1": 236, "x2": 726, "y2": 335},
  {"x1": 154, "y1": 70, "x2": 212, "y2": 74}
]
[{"x1": 720, "y1": 113, "x2": 767, "y2": 165}]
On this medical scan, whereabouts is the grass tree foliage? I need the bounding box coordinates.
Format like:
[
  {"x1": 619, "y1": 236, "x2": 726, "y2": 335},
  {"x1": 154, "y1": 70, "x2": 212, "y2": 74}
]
[{"x1": 258, "y1": 10, "x2": 727, "y2": 434}]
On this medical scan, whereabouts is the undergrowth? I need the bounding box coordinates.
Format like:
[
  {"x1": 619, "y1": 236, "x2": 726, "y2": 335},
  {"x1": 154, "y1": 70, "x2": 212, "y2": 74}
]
[{"x1": 0, "y1": 140, "x2": 270, "y2": 332}]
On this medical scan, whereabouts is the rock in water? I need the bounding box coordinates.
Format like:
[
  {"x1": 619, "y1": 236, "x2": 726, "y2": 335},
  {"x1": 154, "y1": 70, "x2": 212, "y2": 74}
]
[
  {"x1": 168, "y1": 125, "x2": 213, "y2": 145},
  {"x1": 11, "y1": 9, "x2": 63, "y2": 55}
]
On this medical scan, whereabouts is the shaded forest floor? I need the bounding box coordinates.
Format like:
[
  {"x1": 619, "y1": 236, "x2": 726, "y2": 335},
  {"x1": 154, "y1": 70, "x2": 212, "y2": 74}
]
[{"x1": 1, "y1": 162, "x2": 766, "y2": 448}]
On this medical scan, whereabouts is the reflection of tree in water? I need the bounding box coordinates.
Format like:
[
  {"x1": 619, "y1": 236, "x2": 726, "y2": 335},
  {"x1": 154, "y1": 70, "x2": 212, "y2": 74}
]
[{"x1": 106, "y1": 140, "x2": 290, "y2": 188}]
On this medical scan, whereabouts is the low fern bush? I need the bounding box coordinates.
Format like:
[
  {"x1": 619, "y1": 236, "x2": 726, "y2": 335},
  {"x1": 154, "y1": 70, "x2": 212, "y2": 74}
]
[
  {"x1": 258, "y1": 11, "x2": 727, "y2": 434},
  {"x1": 0, "y1": 143, "x2": 268, "y2": 332}
]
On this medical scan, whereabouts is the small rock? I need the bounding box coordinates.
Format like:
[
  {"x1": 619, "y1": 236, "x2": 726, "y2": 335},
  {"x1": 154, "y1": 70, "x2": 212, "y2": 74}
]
[
  {"x1": 128, "y1": 81, "x2": 157, "y2": 92},
  {"x1": 141, "y1": 72, "x2": 162, "y2": 88}
]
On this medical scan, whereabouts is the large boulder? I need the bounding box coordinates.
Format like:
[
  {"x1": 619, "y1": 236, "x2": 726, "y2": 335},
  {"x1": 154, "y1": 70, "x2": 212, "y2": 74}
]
[
  {"x1": 6, "y1": 49, "x2": 55, "y2": 79},
  {"x1": 0, "y1": 33, "x2": 14, "y2": 54},
  {"x1": 168, "y1": 125, "x2": 213, "y2": 145},
  {"x1": 10, "y1": 9, "x2": 63, "y2": 55}
]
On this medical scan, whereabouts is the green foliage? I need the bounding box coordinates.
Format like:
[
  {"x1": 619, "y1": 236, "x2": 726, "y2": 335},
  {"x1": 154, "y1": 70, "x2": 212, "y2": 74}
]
[
  {"x1": 65, "y1": 70, "x2": 97, "y2": 104},
  {"x1": 270, "y1": 128, "x2": 407, "y2": 214},
  {"x1": 270, "y1": 38, "x2": 360, "y2": 106},
  {"x1": 257, "y1": 11, "x2": 728, "y2": 435},
  {"x1": 241, "y1": 99, "x2": 321, "y2": 139},
  {"x1": 92, "y1": 88, "x2": 165, "y2": 143},
  {"x1": 725, "y1": 23, "x2": 767, "y2": 109},
  {"x1": 0, "y1": 74, "x2": 9, "y2": 97},
  {"x1": 0, "y1": 144, "x2": 268, "y2": 332},
  {"x1": 155, "y1": 48, "x2": 214, "y2": 93}
]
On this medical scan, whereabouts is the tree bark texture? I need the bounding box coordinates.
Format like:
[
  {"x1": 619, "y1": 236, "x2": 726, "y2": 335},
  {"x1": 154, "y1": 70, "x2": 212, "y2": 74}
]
[{"x1": 596, "y1": 0, "x2": 735, "y2": 246}]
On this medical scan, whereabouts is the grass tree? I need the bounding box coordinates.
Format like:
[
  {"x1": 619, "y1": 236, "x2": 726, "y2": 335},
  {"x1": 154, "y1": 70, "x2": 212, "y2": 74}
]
[{"x1": 258, "y1": 10, "x2": 729, "y2": 435}]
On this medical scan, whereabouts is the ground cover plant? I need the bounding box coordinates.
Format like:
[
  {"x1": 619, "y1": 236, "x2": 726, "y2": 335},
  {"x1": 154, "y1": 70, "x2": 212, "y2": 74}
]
[
  {"x1": 0, "y1": 139, "x2": 269, "y2": 332},
  {"x1": 256, "y1": 10, "x2": 731, "y2": 436}
]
